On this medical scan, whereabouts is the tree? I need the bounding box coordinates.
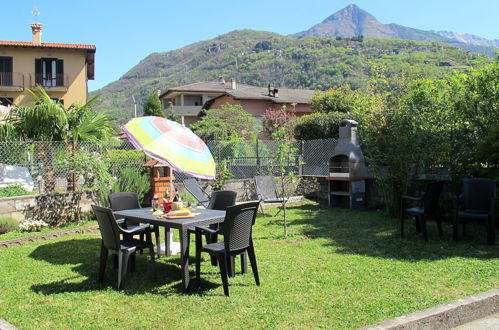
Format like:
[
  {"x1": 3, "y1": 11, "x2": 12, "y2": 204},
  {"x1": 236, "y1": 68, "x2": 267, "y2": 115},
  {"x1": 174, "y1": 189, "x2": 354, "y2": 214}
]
[
  {"x1": 165, "y1": 101, "x2": 181, "y2": 123},
  {"x1": 4, "y1": 86, "x2": 113, "y2": 192},
  {"x1": 143, "y1": 90, "x2": 164, "y2": 117},
  {"x1": 261, "y1": 106, "x2": 295, "y2": 139},
  {"x1": 269, "y1": 125, "x2": 301, "y2": 236},
  {"x1": 191, "y1": 103, "x2": 259, "y2": 141},
  {"x1": 309, "y1": 85, "x2": 375, "y2": 113}
]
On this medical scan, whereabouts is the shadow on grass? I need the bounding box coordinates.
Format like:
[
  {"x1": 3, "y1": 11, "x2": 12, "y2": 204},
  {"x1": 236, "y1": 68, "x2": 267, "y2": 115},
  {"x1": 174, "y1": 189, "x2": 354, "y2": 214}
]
[
  {"x1": 272, "y1": 201, "x2": 499, "y2": 261},
  {"x1": 28, "y1": 238, "x2": 220, "y2": 296}
]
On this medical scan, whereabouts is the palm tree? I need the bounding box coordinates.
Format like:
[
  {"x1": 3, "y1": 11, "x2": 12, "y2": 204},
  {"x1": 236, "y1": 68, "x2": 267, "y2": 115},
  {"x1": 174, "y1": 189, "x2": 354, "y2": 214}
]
[{"x1": 4, "y1": 85, "x2": 113, "y2": 192}]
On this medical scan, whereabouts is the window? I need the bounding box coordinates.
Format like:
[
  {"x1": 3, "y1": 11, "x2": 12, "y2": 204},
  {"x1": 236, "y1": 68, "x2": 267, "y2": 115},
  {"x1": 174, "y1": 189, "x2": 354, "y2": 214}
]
[
  {"x1": 0, "y1": 57, "x2": 13, "y2": 86},
  {"x1": 50, "y1": 98, "x2": 64, "y2": 105},
  {"x1": 0, "y1": 97, "x2": 13, "y2": 106},
  {"x1": 35, "y1": 58, "x2": 64, "y2": 87}
]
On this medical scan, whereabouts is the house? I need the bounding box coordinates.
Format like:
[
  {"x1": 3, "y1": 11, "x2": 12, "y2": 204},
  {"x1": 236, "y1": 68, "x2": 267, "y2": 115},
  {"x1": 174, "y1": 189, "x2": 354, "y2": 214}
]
[
  {"x1": 0, "y1": 23, "x2": 95, "y2": 109},
  {"x1": 159, "y1": 78, "x2": 315, "y2": 126}
]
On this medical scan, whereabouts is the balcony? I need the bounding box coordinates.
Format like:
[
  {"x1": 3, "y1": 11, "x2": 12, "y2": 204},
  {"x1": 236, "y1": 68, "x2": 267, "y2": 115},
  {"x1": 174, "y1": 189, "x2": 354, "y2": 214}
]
[
  {"x1": 170, "y1": 105, "x2": 203, "y2": 116},
  {"x1": 0, "y1": 72, "x2": 24, "y2": 92},
  {"x1": 31, "y1": 74, "x2": 68, "y2": 92}
]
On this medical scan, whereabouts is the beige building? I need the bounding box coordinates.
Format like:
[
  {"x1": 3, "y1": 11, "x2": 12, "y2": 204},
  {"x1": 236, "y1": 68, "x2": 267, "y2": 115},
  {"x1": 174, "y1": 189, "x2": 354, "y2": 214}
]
[
  {"x1": 159, "y1": 78, "x2": 315, "y2": 126},
  {"x1": 0, "y1": 24, "x2": 95, "y2": 109}
]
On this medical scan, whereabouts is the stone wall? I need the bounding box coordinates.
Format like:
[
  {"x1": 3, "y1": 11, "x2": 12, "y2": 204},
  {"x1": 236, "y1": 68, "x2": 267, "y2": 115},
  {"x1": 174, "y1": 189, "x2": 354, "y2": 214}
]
[{"x1": 0, "y1": 191, "x2": 99, "y2": 223}]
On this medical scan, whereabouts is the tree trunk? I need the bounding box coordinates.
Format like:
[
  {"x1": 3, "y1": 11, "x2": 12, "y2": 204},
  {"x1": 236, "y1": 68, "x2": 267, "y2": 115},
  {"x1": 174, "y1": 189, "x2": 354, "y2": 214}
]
[{"x1": 36, "y1": 141, "x2": 56, "y2": 193}]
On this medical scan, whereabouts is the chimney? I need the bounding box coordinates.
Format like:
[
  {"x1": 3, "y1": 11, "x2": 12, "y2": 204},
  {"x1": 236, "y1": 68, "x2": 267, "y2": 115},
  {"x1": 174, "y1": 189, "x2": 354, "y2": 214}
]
[
  {"x1": 31, "y1": 23, "x2": 42, "y2": 45},
  {"x1": 230, "y1": 78, "x2": 237, "y2": 90}
]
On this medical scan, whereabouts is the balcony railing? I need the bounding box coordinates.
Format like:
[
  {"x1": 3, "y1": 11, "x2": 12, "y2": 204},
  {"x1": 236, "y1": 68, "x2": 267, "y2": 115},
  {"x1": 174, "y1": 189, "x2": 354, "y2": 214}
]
[
  {"x1": 31, "y1": 74, "x2": 68, "y2": 88},
  {"x1": 0, "y1": 72, "x2": 24, "y2": 88}
]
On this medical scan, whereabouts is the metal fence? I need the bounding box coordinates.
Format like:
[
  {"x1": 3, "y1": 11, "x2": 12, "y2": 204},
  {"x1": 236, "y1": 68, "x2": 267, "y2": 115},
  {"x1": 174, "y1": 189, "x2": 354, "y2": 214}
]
[{"x1": 0, "y1": 138, "x2": 337, "y2": 193}]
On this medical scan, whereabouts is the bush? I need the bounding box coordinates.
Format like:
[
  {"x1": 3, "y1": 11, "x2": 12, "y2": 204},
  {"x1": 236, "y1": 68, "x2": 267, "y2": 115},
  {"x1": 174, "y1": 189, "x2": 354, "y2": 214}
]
[
  {"x1": 294, "y1": 112, "x2": 358, "y2": 140},
  {"x1": 0, "y1": 184, "x2": 31, "y2": 197},
  {"x1": 179, "y1": 189, "x2": 197, "y2": 207},
  {"x1": 99, "y1": 167, "x2": 151, "y2": 206},
  {"x1": 107, "y1": 149, "x2": 145, "y2": 176},
  {"x1": 0, "y1": 217, "x2": 19, "y2": 234}
]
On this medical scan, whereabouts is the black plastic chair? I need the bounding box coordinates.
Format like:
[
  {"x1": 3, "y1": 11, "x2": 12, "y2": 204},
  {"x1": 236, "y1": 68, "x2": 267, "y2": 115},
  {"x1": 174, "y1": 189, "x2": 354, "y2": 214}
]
[
  {"x1": 195, "y1": 201, "x2": 260, "y2": 296},
  {"x1": 453, "y1": 178, "x2": 497, "y2": 245},
  {"x1": 183, "y1": 178, "x2": 210, "y2": 208},
  {"x1": 187, "y1": 190, "x2": 238, "y2": 272},
  {"x1": 254, "y1": 176, "x2": 287, "y2": 217},
  {"x1": 400, "y1": 181, "x2": 444, "y2": 241},
  {"x1": 108, "y1": 192, "x2": 161, "y2": 257},
  {"x1": 92, "y1": 205, "x2": 155, "y2": 290}
]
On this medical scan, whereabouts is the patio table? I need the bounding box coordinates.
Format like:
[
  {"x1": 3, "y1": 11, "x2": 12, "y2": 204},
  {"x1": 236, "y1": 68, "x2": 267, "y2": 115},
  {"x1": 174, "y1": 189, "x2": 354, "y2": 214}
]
[{"x1": 113, "y1": 207, "x2": 226, "y2": 291}]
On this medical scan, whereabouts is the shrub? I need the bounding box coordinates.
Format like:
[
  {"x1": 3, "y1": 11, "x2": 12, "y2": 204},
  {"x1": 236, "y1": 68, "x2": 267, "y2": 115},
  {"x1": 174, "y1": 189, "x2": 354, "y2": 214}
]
[
  {"x1": 294, "y1": 112, "x2": 358, "y2": 140},
  {"x1": 0, "y1": 184, "x2": 31, "y2": 197},
  {"x1": 107, "y1": 149, "x2": 145, "y2": 176},
  {"x1": 99, "y1": 167, "x2": 151, "y2": 206},
  {"x1": 179, "y1": 189, "x2": 197, "y2": 207},
  {"x1": 0, "y1": 217, "x2": 19, "y2": 234}
]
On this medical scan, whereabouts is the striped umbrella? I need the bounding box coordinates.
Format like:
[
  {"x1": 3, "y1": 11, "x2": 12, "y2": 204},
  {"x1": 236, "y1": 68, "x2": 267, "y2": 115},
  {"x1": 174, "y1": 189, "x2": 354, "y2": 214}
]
[{"x1": 122, "y1": 116, "x2": 215, "y2": 179}]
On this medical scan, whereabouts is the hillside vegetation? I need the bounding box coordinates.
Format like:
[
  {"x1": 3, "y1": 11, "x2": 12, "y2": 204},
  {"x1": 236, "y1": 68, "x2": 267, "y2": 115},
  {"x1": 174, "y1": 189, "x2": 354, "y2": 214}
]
[{"x1": 91, "y1": 30, "x2": 491, "y2": 125}]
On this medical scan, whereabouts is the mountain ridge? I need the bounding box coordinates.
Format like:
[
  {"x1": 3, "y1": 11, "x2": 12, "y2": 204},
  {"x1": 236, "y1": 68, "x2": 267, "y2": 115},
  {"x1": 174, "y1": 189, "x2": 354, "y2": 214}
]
[
  {"x1": 91, "y1": 29, "x2": 491, "y2": 125},
  {"x1": 292, "y1": 4, "x2": 497, "y2": 56}
]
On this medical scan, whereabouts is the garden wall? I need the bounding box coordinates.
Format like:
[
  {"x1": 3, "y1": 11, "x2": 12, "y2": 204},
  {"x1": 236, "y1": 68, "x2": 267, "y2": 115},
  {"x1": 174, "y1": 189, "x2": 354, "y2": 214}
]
[{"x1": 0, "y1": 191, "x2": 99, "y2": 224}]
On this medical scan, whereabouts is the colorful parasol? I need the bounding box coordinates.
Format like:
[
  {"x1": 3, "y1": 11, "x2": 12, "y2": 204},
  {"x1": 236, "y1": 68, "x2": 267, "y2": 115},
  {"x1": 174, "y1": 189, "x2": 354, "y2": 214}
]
[{"x1": 122, "y1": 116, "x2": 215, "y2": 180}]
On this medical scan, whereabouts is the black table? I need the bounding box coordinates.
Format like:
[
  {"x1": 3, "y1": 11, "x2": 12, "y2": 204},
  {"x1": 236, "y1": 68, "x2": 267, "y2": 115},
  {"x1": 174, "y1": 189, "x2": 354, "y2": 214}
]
[{"x1": 113, "y1": 208, "x2": 226, "y2": 290}]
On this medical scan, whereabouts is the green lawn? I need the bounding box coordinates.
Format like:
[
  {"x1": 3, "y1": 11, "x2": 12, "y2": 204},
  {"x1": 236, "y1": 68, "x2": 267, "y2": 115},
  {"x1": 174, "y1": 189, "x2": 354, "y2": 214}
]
[
  {"x1": 0, "y1": 219, "x2": 97, "y2": 241},
  {"x1": 1, "y1": 200, "x2": 498, "y2": 329}
]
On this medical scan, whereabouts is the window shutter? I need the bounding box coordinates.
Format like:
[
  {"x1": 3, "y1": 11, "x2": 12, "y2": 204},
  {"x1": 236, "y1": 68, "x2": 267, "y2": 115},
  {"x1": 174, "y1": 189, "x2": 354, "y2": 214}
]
[
  {"x1": 35, "y1": 59, "x2": 42, "y2": 85},
  {"x1": 56, "y1": 59, "x2": 64, "y2": 86}
]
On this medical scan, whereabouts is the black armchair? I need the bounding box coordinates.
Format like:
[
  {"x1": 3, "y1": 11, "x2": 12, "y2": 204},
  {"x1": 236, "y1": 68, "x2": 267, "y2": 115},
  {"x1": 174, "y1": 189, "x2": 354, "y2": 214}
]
[
  {"x1": 453, "y1": 178, "x2": 497, "y2": 245},
  {"x1": 195, "y1": 201, "x2": 260, "y2": 296},
  {"x1": 92, "y1": 205, "x2": 155, "y2": 290},
  {"x1": 108, "y1": 192, "x2": 161, "y2": 257},
  {"x1": 400, "y1": 181, "x2": 444, "y2": 241},
  {"x1": 187, "y1": 190, "x2": 238, "y2": 273}
]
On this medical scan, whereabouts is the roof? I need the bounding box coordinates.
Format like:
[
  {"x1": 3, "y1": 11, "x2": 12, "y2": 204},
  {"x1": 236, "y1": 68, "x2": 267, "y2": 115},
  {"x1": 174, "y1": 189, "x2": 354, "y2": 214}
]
[
  {"x1": 161, "y1": 80, "x2": 315, "y2": 104},
  {"x1": 0, "y1": 40, "x2": 96, "y2": 52},
  {"x1": 160, "y1": 81, "x2": 255, "y2": 98},
  {"x1": 226, "y1": 86, "x2": 315, "y2": 104}
]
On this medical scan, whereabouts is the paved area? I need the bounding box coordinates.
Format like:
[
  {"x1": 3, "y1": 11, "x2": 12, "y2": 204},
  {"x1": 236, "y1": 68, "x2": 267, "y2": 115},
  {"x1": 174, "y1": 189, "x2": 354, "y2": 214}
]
[
  {"x1": 0, "y1": 318, "x2": 18, "y2": 330},
  {"x1": 452, "y1": 312, "x2": 499, "y2": 330}
]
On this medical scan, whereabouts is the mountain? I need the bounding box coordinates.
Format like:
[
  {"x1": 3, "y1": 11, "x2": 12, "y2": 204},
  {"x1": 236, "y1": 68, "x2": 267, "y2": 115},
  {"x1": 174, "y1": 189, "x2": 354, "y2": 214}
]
[
  {"x1": 292, "y1": 4, "x2": 497, "y2": 57},
  {"x1": 91, "y1": 29, "x2": 491, "y2": 126},
  {"x1": 435, "y1": 30, "x2": 499, "y2": 49}
]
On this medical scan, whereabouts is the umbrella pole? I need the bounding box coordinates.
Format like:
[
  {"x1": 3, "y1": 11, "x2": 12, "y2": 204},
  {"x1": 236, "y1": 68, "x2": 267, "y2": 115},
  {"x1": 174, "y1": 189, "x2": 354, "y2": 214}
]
[{"x1": 165, "y1": 166, "x2": 180, "y2": 256}]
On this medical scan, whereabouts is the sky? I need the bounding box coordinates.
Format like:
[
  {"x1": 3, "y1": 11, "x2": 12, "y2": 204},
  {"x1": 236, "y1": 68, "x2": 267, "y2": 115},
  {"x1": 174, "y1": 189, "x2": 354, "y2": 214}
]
[{"x1": 1, "y1": 0, "x2": 498, "y2": 92}]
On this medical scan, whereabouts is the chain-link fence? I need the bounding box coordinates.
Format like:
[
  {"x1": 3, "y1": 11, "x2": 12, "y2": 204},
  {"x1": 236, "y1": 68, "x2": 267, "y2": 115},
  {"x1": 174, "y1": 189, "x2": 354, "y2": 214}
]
[{"x1": 0, "y1": 138, "x2": 337, "y2": 194}]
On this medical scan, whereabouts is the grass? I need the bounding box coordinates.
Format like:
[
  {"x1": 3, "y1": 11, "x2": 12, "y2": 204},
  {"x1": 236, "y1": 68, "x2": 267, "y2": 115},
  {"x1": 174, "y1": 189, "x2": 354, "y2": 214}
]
[
  {"x1": 0, "y1": 219, "x2": 97, "y2": 241},
  {"x1": 0, "y1": 200, "x2": 498, "y2": 329}
]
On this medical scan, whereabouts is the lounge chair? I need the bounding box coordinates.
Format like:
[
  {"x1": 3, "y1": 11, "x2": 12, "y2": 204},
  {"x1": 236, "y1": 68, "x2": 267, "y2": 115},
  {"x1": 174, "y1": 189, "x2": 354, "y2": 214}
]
[
  {"x1": 254, "y1": 175, "x2": 287, "y2": 216},
  {"x1": 183, "y1": 178, "x2": 210, "y2": 208}
]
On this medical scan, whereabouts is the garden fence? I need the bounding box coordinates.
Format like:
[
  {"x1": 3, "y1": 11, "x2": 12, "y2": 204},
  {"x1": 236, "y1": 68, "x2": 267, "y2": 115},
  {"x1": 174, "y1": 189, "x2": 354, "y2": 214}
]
[{"x1": 0, "y1": 138, "x2": 337, "y2": 193}]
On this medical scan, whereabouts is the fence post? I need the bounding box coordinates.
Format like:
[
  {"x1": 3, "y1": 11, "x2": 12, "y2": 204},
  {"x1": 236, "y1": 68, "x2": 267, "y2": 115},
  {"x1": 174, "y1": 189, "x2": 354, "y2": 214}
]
[{"x1": 256, "y1": 139, "x2": 260, "y2": 173}]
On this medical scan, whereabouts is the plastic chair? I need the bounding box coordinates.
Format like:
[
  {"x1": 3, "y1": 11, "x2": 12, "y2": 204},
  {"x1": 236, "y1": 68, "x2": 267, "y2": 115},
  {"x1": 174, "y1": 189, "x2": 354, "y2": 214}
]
[
  {"x1": 400, "y1": 181, "x2": 444, "y2": 241},
  {"x1": 187, "y1": 190, "x2": 238, "y2": 273},
  {"x1": 183, "y1": 178, "x2": 210, "y2": 208},
  {"x1": 453, "y1": 178, "x2": 497, "y2": 245},
  {"x1": 108, "y1": 192, "x2": 161, "y2": 257},
  {"x1": 92, "y1": 205, "x2": 155, "y2": 290},
  {"x1": 195, "y1": 201, "x2": 260, "y2": 296},
  {"x1": 254, "y1": 176, "x2": 287, "y2": 216}
]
